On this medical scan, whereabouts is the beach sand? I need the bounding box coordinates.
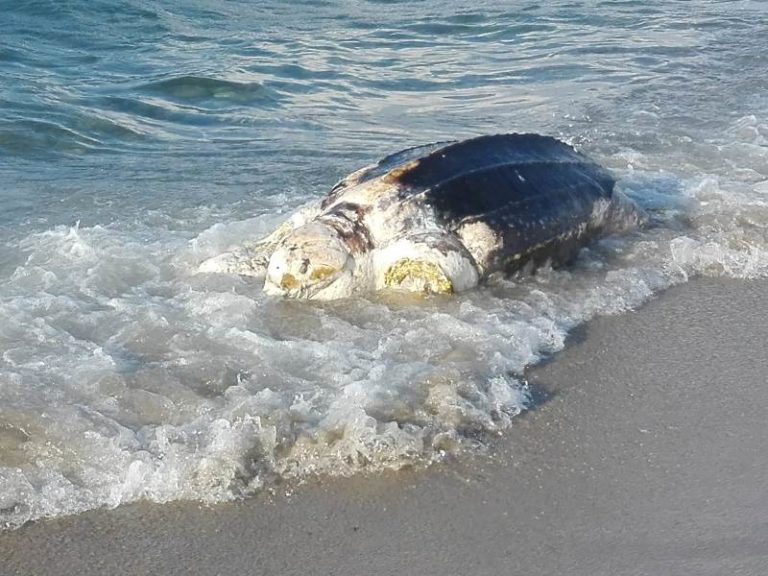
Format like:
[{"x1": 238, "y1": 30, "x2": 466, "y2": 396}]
[{"x1": 1, "y1": 277, "x2": 767, "y2": 576}]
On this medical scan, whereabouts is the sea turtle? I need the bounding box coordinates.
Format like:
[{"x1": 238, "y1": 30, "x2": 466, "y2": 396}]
[{"x1": 199, "y1": 134, "x2": 642, "y2": 299}]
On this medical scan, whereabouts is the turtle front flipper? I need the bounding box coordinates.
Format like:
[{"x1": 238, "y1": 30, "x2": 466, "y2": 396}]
[
  {"x1": 372, "y1": 232, "x2": 479, "y2": 295},
  {"x1": 197, "y1": 201, "x2": 322, "y2": 278},
  {"x1": 197, "y1": 239, "x2": 274, "y2": 277}
]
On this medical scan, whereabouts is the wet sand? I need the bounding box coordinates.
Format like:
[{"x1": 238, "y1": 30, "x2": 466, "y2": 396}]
[{"x1": 2, "y1": 277, "x2": 767, "y2": 576}]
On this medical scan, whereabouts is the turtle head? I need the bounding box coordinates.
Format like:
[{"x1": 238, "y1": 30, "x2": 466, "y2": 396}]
[{"x1": 264, "y1": 222, "x2": 355, "y2": 300}]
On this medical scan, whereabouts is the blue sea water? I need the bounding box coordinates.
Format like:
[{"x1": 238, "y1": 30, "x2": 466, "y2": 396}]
[{"x1": 1, "y1": 0, "x2": 767, "y2": 528}]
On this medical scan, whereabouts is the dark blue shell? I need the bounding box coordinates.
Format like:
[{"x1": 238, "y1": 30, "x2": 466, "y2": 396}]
[
  {"x1": 324, "y1": 134, "x2": 616, "y2": 270},
  {"x1": 391, "y1": 134, "x2": 615, "y2": 257},
  {"x1": 322, "y1": 140, "x2": 454, "y2": 209}
]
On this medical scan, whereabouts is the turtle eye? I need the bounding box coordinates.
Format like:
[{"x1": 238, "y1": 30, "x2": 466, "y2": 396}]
[{"x1": 299, "y1": 258, "x2": 310, "y2": 275}]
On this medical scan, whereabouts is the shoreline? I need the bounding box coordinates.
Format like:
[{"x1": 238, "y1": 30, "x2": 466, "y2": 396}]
[{"x1": 2, "y1": 277, "x2": 767, "y2": 575}]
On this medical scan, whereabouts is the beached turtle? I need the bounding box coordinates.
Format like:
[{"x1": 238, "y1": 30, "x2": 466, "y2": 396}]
[{"x1": 199, "y1": 134, "x2": 641, "y2": 299}]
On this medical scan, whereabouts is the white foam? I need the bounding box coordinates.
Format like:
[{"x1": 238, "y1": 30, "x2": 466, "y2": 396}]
[{"x1": 2, "y1": 116, "x2": 768, "y2": 529}]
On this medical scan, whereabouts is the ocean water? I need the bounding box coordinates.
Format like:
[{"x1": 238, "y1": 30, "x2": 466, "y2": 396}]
[{"x1": 1, "y1": 0, "x2": 767, "y2": 529}]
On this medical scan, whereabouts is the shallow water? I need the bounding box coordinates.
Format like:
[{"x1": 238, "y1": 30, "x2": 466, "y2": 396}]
[{"x1": 1, "y1": 0, "x2": 767, "y2": 528}]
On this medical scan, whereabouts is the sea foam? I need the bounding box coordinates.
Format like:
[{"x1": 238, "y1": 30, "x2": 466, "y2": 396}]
[{"x1": 2, "y1": 116, "x2": 767, "y2": 528}]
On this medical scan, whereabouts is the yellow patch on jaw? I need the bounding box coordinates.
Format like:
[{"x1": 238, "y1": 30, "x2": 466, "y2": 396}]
[
  {"x1": 309, "y1": 264, "x2": 338, "y2": 281},
  {"x1": 384, "y1": 258, "x2": 453, "y2": 294},
  {"x1": 280, "y1": 273, "x2": 299, "y2": 290}
]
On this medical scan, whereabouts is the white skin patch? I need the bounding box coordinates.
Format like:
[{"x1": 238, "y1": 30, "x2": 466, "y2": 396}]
[{"x1": 455, "y1": 220, "x2": 502, "y2": 275}]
